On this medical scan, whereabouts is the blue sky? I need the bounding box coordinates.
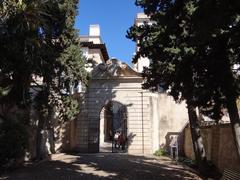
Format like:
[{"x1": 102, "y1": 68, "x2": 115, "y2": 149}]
[{"x1": 75, "y1": 0, "x2": 142, "y2": 65}]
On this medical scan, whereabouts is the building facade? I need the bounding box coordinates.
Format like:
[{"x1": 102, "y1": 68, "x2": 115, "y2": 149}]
[{"x1": 69, "y1": 15, "x2": 189, "y2": 154}]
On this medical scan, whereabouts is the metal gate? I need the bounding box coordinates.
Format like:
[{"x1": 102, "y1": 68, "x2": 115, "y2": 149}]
[{"x1": 110, "y1": 102, "x2": 128, "y2": 153}]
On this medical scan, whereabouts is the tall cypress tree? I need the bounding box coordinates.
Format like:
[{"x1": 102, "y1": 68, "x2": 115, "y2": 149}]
[
  {"x1": 128, "y1": 0, "x2": 240, "y2": 175},
  {"x1": 0, "y1": 0, "x2": 86, "y2": 162}
]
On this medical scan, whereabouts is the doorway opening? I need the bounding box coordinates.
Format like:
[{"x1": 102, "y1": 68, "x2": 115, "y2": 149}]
[{"x1": 99, "y1": 101, "x2": 128, "y2": 153}]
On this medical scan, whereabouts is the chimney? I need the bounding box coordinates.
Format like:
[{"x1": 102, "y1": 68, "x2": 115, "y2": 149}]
[{"x1": 89, "y1": 24, "x2": 100, "y2": 36}]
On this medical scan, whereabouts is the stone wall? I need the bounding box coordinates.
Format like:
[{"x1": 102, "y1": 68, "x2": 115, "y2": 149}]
[
  {"x1": 149, "y1": 93, "x2": 188, "y2": 154},
  {"x1": 72, "y1": 59, "x2": 189, "y2": 155},
  {"x1": 74, "y1": 79, "x2": 189, "y2": 154},
  {"x1": 75, "y1": 77, "x2": 153, "y2": 154},
  {"x1": 184, "y1": 125, "x2": 240, "y2": 172}
]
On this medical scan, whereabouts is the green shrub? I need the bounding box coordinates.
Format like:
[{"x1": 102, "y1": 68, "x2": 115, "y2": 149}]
[
  {"x1": 178, "y1": 156, "x2": 197, "y2": 168},
  {"x1": 0, "y1": 119, "x2": 28, "y2": 167},
  {"x1": 154, "y1": 148, "x2": 167, "y2": 156}
]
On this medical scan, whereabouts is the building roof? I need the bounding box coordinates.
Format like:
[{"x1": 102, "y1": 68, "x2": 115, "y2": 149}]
[
  {"x1": 91, "y1": 58, "x2": 142, "y2": 79},
  {"x1": 134, "y1": 13, "x2": 151, "y2": 25},
  {"x1": 80, "y1": 41, "x2": 109, "y2": 62}
]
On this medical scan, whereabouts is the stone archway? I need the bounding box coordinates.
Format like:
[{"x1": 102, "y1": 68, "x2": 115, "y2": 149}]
[
  {"x1": 99, "y1": 101, "x2": 128, "y2": 153},
  {"x1": 75, "y1": 58, "x2": 145, "y2": 153}
]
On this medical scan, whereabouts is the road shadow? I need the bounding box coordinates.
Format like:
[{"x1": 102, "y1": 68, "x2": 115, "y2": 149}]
[{"x1": 1, "y1": 153, "x2": 202, "y2": 180}]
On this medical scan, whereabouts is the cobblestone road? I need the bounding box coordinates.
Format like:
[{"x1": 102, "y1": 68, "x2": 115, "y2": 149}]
[{"x1": 1, "y1": 153, "x2": 202, "y2": 180}]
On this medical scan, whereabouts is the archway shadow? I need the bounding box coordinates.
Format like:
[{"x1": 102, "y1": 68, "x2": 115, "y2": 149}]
[{"x1": 99, "y1": 100, "x2": 131, "y2": 153}]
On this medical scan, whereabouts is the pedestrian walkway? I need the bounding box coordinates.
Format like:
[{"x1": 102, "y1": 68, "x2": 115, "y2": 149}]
[
  {"x1": 100, "y1": 142, "x2": 112, "y2": 152},
  {"x1": 0, "y1": 153, "x2": 202, "y2": 180}
]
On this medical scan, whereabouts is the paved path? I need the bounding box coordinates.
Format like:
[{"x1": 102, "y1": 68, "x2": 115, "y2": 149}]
[{"x1": 1, "y1": 153, "x2": 202, "y2": 180}]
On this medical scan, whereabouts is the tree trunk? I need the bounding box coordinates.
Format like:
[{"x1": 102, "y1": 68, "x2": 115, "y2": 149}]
[
  {"x1": 225, "y1": 94, "x2": 240, "y2": 158},
  {"x1": 36, "y1": 89, "x2": 49, "y2": 160},
  {"x1": 36, "y1": 115, "x2": 48, "y2": 160},
  {"x1": 36, "y1": 80, "x2": 57, "y2": 159},
  {"x1": 47, "y1": 128, "x2": 56, "y2": 154},
  {"x1": 187, "y1": 103, "x2": 209, "y2": 175},
  {"x1": 36, "y1": 107, "x2": 56, "y2": 159},
  {"x1": 222, "y1": 66, "x2": 240, "y2": 159},
  {"x1": 46, "y1": 105, "x2": 56, "y2": 154},
  {"x1": 218, "y1": 37, "x2": 240, "y2": 159}
]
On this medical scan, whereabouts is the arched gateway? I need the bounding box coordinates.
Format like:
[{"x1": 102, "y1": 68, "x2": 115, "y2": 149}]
[
  {"x1": 75, "y1": 59, "x2": 150, "y2": 153},
  {"x1": 72, "y1": 58, "x2": 188, "y2": 154},
  {"x1": 99, "y1": 100, "x2": 128, "y2": 152},
  {"x1": 66, "y1": 23, "x2": 189, "y2": 155}
]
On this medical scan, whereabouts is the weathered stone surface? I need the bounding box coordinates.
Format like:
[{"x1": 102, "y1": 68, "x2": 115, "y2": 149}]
[
  {"x1": 71, "y1": 59, "x2": 188, "y2": 155},
  {"x1": 184, "y1": 125, "x2": 240, "y2": 172}
]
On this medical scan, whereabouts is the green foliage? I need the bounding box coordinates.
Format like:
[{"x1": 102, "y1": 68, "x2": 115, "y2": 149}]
[
  {"x1": 178, "y1": 157, "x2": 197, "y2": 168},
  {"x1": 0, "y1": 107, "x2": 29, "y2": 168},
  {"x1": 0, "y1": 86, "x2": 12, "y2": 98},
  {"x1": 0, "y1": 0, "x2": 86, "y2": 115},
  {"x1": 0, "y1": 0, "x2": 86, "y2": 163},
  {"x1": 61, "y1": 96, "x2": 79, "y2": 121},
  {"x1": 58, "y1": 44, "x2": 88, "y2": 83},
  {"x1": 154, "y1": 148, "x2": 167, "y2": 156},
  {"x1": 128, "y1": 1, "x2": 240, "y2": 170},
  {"x1": 0, "y1": 116, "x2": 28, "y2": 167},
  {"x1": 127, "y1": 0, "x2": 240, "y2": 121},
  {"x1": 0, "y1": 0, "x2": 86, "y2": 105}
]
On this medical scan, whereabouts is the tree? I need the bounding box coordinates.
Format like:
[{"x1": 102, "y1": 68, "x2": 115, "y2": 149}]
[
  {"x1": 128, "y1": 0, "x2": 210, "y2": 174},
  {"x1": 192, "y1": 0, "x2": 240, "y2": 158},
  {"x1": 0, "y1": 0, "x2": 86, "y2": 162},
  {"x1": 127, "y1": 0, "x2": 240, "y2": 175}
]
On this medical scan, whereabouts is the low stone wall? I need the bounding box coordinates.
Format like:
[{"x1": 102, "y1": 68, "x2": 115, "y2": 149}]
[{"x1": 184, "y1": 124, "x2": 240, "y2": 172}]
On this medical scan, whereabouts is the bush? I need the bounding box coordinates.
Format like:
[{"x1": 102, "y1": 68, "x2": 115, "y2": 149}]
[
  {"x1": 178, "y1": 156, "x2": 197, "y2": 168},
  {"x1": 0, "y1": 119, "x2": 28, "y2": 168},
  {"x1": 154, "y1": 148, "x2": 167, "y2": 156}
]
